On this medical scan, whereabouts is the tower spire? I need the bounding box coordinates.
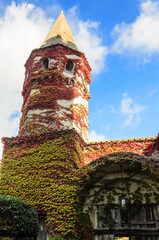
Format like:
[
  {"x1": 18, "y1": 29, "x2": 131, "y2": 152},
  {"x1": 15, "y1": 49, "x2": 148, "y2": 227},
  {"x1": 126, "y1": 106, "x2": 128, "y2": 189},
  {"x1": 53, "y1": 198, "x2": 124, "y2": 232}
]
[{"x1": 41, "y1": 11, "x2": 78, "y2": 50}]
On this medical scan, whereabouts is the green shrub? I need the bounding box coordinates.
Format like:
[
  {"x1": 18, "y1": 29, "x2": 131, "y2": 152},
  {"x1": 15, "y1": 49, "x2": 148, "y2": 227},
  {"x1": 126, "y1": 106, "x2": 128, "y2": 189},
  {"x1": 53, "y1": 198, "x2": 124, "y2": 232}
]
[{"x1": 0, "y1": 195, "x2": 39, "y2": 236}]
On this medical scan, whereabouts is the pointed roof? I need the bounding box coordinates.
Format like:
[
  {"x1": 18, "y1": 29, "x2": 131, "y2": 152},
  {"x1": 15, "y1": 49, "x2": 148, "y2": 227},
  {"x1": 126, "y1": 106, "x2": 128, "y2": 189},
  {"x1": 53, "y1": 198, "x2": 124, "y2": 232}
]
[{"x1": 41, "y1": 11, "x2": 78, "y2": 50}]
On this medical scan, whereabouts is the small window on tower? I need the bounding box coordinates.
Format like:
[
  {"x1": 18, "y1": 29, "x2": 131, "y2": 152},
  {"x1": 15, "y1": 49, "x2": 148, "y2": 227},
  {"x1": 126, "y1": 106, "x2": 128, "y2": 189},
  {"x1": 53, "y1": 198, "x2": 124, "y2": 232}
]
[
  {"x1": 66, "y1": 60, "x2": 74, "y2": 71},
  {"x1": 42, "y1": 58, "x2": 49, "y2": 70}
]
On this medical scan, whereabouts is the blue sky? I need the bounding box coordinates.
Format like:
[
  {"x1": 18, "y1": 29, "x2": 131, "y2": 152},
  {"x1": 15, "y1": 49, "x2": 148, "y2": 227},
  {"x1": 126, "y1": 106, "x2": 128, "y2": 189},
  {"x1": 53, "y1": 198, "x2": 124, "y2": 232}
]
[{"x1": 0, "y1": 0, "x2": 159, "y2": 155}]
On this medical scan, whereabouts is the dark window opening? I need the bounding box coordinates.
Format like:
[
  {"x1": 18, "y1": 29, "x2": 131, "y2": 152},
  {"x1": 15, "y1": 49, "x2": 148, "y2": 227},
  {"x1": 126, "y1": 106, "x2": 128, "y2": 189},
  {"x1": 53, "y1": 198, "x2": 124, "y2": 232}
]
[
  {"x1": 71, "y1": 79, "x2": 75, "y2": 86},
  {"x1": 66, "y1": 60, "x2": 74, "y2": 71},
  {"x1": 43, "y1": 58, "x2": 49, "y2": 70},
  {"x1": 98, "y1": 204, "x2": 158, "y2": 230}
]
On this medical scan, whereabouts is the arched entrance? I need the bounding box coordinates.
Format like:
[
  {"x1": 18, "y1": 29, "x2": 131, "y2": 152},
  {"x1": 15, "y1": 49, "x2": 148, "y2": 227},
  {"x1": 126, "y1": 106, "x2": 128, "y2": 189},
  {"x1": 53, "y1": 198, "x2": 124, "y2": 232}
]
[{"x1": 84, "y1": 152, "x2": 159, "y2": 240}]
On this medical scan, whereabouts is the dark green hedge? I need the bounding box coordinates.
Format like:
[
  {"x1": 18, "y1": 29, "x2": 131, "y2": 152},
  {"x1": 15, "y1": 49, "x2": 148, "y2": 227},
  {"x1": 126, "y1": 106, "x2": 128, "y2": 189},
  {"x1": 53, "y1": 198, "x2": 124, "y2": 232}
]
[{"x1": 0, "y1": 195, "x2": 39, "y2": 237}]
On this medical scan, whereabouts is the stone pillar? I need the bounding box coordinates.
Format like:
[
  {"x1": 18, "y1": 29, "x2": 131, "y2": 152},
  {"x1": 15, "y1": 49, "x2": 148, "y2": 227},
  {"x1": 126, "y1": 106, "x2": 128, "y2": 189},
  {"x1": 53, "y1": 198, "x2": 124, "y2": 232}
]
[{"x1": 37, "y1": 217, "x2": 48, "y2": 240}]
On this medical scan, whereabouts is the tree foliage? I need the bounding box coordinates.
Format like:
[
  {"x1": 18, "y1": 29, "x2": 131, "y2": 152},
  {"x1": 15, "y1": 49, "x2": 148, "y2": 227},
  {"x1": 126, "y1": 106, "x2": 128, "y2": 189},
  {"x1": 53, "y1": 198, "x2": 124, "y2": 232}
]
[{"x1": 0, "y1": 195, "x2": 39, "y2": 237}]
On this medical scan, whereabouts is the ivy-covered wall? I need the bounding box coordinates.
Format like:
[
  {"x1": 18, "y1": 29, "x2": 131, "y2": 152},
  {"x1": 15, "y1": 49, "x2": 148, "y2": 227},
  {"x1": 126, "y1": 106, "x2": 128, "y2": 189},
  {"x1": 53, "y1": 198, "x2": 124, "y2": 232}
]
[
  {"x1": 1, "y1": 132, "x2": 159, "y2": 239},
  {"x1": 0, "y1": 130, "x2": 91, "y2": 239},
  {"x1": 84, "y1": 135, "x2": 159, "y2": 165}
]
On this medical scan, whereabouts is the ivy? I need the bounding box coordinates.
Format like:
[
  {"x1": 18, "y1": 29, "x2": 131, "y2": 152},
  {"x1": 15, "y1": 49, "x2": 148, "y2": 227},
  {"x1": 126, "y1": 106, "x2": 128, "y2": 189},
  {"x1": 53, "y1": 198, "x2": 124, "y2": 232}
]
[
  {"x1": 84, "y1": 137, "x2": 159, "y2": 165},
  {"x1": 1, "y1": 135, "x2": 159, "y2": 238},
  {"x1": 0, "y1": 130, "x2": 93, "y2": 239},
  {"x1": 49, "y1": 233, "x2": 64, "y2": 240}
]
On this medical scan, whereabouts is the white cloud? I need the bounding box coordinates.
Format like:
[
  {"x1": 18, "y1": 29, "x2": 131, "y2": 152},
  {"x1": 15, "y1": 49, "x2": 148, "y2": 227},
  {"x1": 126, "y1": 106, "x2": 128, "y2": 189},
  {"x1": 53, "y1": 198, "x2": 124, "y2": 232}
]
[
  {"x1": 66, "y1": 6, "x2": 108, "y2": 74},
  {"x1": 89, "y1": 130, "x2": 106, "y2": 142},
  {"x1": 120, "y1": 94, "x2": 146, "y2": 126},
  {"x1": 111, "y1": 0, "x2": 159, "y2": 61},
  {"x1": 0, "y1": 2, "x2": 107, "y2": 158}
]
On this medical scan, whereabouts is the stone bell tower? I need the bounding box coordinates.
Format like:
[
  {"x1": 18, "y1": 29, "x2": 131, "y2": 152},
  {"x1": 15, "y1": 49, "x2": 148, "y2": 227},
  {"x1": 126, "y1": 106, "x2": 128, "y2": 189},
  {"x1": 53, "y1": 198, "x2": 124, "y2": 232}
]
[{"x1": 18, "y1": 12, "x2": 91, "y2": 141}]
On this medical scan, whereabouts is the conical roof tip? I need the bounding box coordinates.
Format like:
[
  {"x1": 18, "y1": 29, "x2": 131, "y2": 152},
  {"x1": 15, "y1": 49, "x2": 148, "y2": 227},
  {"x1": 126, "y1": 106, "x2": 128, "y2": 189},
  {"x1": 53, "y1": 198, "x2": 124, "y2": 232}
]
[{"x1": 41, "y1": 11, "x2": 77, "y2": 49}]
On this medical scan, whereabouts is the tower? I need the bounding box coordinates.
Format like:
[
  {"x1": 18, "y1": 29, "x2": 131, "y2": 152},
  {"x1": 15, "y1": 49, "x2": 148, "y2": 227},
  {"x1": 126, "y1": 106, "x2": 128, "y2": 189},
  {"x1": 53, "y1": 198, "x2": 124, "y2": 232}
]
[
  {"x1": 0, "y1": 12, "x2": 92, "y2": 239},
  {"x1": 18, "y1": 12, "x2": 91, "y2": 141}
]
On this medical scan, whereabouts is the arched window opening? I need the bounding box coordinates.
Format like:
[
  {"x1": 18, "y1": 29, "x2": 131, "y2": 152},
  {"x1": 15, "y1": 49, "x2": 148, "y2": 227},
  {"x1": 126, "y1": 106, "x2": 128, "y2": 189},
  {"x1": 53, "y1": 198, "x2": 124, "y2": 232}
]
[
  {"x1": 42, "y1": 58, "x2": 49, "y2": 70},
  {"x1": 66, "y1": 60, "x2": 74, "y2": 71}
]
